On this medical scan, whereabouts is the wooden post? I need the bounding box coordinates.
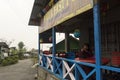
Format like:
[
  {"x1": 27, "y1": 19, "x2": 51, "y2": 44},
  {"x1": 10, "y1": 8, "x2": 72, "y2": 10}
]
[
  {"x1": 65, "y1": 32, "x2": 70, "y2": 52},
  {"x1": 52, "y1": 27, "x2": 56, "y2": 73}
]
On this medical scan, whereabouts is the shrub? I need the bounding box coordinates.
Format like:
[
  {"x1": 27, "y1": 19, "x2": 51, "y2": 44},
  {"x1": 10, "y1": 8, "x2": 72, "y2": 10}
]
[
  {"x1": 6, "y1": 57, "x2": 12, "y2": 64},
  {"x1": 1, "y1": 55, "x2": 18, "y2": 66},
  {"x1": 1, "y1": 59, "x2": 8, "y2": 66},
  {"x1": 0, "y1": 58, "x2": 2, "y2": 64}
]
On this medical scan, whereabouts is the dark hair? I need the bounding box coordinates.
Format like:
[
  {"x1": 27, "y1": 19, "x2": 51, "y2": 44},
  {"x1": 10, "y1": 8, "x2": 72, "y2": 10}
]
[
  {"x1": 83, "y1": 43, "x2": 89, "y2": 47},
  {"x1": 83, "y1": 43, "x2": 90, "y2": 50}
]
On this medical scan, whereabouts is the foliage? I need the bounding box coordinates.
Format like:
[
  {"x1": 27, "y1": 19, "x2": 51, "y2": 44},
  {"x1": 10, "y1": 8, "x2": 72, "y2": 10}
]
[
  {"x1": 0, "y1": 58, "x2": 2, "y2": 64},
  {"x1": 1, "y1": 55, "x2": 18, "y2": 66},
  {"x1": 17, "y1": 41, "x2": 27, "y2": 59},
  {"x1": 1, "y1": 59, "x2": 8, "y2": 66},
  {"x1": 18, "y1": 49, "x2": 25, "y2": 60},
  {"x1": 18, "y1": 41, "x2": 24, "y2": 50},
  {"x1": 10, "y1": 48, "x2": 18, "y2": 55}
]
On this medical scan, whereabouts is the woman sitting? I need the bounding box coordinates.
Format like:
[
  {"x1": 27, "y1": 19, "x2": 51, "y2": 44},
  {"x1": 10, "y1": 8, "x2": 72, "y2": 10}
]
[{"x1": 79, "y1": 43, "x2": 93, "y2": 58}]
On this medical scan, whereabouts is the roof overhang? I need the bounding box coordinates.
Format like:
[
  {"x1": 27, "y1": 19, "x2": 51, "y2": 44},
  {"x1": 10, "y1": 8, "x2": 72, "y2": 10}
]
[
  {"x1": 29, "y1": 0, "x2": 120, "y2": 34},
  {"x1": 28, "y1": 0, "x2": 50, "y2": 26},
  {"x1": 39, "y1": 0, "x2": 93, "y2": 33}
]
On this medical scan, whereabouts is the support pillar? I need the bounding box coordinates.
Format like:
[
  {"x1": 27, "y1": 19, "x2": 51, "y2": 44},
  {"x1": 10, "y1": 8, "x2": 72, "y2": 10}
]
[
  {"x1": 93, "y1": 0, "x2": 102, "y2": 80},
  {"x1": 38, "y1": 33, "x2": 40, "y2": 55},
  {"x1": 38, "y1": 33, "x2": 40, "y2": 64},
  {"x1": 52, "y1": 27, "x2": 56, "y2": 73},
  {"x1": 65, "y1": 32, "x2": 70, "y2": 52}
]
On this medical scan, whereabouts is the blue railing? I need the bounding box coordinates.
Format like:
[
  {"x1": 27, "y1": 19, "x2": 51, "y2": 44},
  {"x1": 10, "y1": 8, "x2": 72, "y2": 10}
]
[
  {"x1": 39, "y1": 54, "x2": 120, "y2": 80},
  {"x1": 39, "y1": 54, "x2": 97, "y2": 80}
]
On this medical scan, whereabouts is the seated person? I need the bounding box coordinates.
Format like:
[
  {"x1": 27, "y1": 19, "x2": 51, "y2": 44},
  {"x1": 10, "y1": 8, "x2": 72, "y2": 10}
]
[{"x1": 79, "y1": 43, "x2": 93, "y2": 58}]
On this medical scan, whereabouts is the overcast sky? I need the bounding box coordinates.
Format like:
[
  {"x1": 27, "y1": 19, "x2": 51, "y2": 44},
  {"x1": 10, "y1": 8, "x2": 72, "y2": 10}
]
[
  {"x1": 0, "y1": 0, "x2": 65, "y2": 51},
  {"x1": 0, "y1": 0, "x2": 38, "y2": 50}
]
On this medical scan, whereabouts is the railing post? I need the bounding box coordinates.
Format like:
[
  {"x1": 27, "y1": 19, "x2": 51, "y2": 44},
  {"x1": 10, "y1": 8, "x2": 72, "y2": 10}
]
[
  {"x1": 93, "y1": 0, "x2": 102, "y2": 80},
  {"x1": 52, "y1": 27, "x2": 56, "y2": 73},
  {"x1": 75, "y1": 64, "x2": 79, "y2": 80}
]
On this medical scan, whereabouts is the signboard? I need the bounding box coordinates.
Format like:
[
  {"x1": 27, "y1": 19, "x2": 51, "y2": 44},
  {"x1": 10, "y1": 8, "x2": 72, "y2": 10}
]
[{"x1": 40, "y1": 0, "x2": 93, "y2": 33}]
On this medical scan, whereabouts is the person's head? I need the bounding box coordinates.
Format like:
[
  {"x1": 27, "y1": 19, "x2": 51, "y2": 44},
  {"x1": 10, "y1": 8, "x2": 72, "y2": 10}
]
[{"x1": 83, "y1": 43, "x2": 89, "y2": 50}]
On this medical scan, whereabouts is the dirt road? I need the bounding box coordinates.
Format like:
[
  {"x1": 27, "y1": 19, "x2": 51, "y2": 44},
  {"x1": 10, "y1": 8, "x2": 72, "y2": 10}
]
[{"x1": 0, "y1": 59, "x2": 36, "y2": 80}]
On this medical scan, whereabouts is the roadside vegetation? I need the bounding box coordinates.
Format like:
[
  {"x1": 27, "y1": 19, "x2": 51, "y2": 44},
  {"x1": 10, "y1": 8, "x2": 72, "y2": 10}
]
[
  {"x1": 1, "y1": 55, "x2": 18, "y2": 66},
  {"x1": 30, "y1": 49, "x2": 38, "y2": 65},
  {"x1": 0, "y1": 41, "x2": 32, "y2": 66}
]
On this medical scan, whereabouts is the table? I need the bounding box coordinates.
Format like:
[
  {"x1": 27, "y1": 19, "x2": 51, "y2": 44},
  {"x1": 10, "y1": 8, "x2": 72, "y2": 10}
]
[{"x1": 75, "y1": 57, "x2": 110, "y2": 65}]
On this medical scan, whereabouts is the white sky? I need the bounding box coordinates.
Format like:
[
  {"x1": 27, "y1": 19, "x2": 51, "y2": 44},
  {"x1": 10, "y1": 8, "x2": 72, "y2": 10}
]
[
  {"x1": 0, "y1": 0, "x2": 65, "y2": 51},
  {"x1": 0, "y1": 0, "x2": 38, "y2": 50}
]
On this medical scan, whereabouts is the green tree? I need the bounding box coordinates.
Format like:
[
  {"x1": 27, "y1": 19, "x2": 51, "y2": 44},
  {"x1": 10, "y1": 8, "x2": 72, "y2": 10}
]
[
  {"x1": 18, "y1": 42, "x2": 24, "y2": 50},
  {"x1": 18, "y1": 41, "x2": 25, "y2": 59}
]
